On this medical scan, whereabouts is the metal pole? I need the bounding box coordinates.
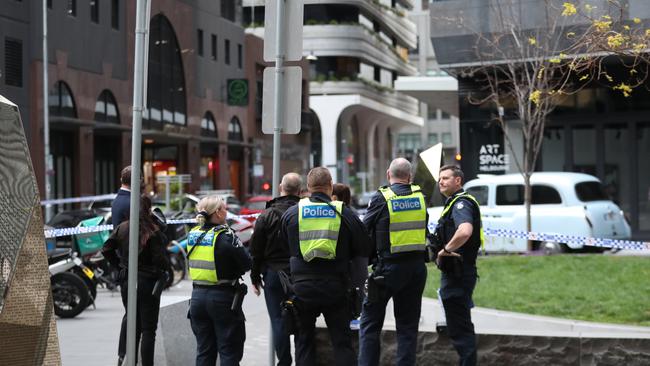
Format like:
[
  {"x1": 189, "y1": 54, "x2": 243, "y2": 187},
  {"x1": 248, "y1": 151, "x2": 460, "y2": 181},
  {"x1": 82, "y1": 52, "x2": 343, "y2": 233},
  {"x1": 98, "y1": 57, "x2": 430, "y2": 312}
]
[
  {"x1": 126, "y1": 0, "x2": 150, "y2": 365},
  {"x1": 43, "y1": 0, "x2": 53, "y2": 222},
  {"x1": 270, "y1": 1, "x2": 286, "y2": 363}
]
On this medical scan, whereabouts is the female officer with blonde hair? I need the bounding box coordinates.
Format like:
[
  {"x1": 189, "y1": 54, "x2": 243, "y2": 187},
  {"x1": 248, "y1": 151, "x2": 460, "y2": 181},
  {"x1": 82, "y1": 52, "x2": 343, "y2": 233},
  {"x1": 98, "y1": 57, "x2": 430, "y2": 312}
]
[{"x1": 187, "y1": 195, "x2": 252, "y2": 366}]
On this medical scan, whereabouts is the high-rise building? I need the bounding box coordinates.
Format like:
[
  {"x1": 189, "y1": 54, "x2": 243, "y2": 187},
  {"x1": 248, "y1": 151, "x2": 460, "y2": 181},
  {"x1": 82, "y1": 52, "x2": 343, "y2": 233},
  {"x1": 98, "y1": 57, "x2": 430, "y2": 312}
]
[{"x1": 244, "y1": 0, "x2": 423, "y2": 191}]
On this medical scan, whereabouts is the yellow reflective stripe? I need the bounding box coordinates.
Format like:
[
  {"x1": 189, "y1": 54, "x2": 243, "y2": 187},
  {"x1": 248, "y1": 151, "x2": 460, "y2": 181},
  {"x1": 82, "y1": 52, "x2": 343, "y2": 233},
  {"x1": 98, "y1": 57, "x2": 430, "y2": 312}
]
[
  {"x1": 303, "y1": 248, "x2": 336, "y2": 262},
  {"x1": 188, "y1": 259, "x2": 215, "y2": 270},
  {"x1": 391, "y1": 243, "x2": 426, "y2": 253},
  {"x1": 299, "y1": 230, "x2": 339, "y2": 241},
  {"x1": 390, "y1": 221, "x2": 427, "y2": 231}
]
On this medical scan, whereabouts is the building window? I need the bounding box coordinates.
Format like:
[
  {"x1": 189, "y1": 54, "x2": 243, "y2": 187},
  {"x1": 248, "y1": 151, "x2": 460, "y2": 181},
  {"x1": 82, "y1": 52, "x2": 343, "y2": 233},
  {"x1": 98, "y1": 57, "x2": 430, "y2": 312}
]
[
  {"x1": 90, "y1": 0, "x2": 99, "y2": 23},
  {"x1": 228, "y1": 117, "x2": 242, "y2": 141},
  {"x1": 146, "y1": 15, "x2": 187, "y2": 126},
  {"x1": 442, "y1": 132, "x2": 452, "y2": 145},
  {"x1": 49, "y1": 81, "x2": 78, "y2": 118},
  {"x1": 428, "y1": 133, "x2": 438, "y2": 146},
  {"x1": 111, "y1": 0, "x2": 119, "y2": 29},
  {"x1": 4, "y1": 38, "x2": 23, "y2": 88},
  {"x1": 94, "y1": 90, "x2": 120, "y2": 124},
  {"x1": 237, "y1": 43, "x2": 242, "y2": 69},
  {"x1": 225, "y1": 39, "x2": 230, "y2": 65},
  {"x1": 197, "y1": 29, "x2": 204, "y2": 57},
  {"x1": 397, "y1": 133, "x2": 421, "y2": 152},
  {"x1": 211, "y1": 34, "x2": 217, "y2": 60},
  {"x1": 201, "y1": 112, "x2": 217, "y2": 137},
  {"x1": 47, "y1": 0, "x2": 52, "y2": 9},
  {"x1": 67, "y1": 0, "x2": 76, "y2": 16},
  {"x1": 221, "y1": 1, "x2": 235, "y2": 22}
]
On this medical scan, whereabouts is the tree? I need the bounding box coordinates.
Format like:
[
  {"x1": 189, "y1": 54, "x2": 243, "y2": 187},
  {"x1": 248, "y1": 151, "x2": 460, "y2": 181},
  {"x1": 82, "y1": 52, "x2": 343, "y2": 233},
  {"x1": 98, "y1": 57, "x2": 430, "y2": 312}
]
[{"x1": 438, "y1": 0, "x2": 649, "y2": 250}]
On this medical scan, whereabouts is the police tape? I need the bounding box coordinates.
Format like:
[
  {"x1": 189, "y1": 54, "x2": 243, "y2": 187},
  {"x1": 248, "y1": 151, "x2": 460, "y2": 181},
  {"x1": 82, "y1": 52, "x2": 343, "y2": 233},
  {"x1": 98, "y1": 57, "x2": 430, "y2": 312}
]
[
  {"x1": 44, "y1": 214, "x2": 261, "y2": 239},
  {"x1": 41, "y1": 193, "x2": 117, "y2": 206},
  {"x1": 482, "y1": 228, "x2": 650, "y2": 251}
]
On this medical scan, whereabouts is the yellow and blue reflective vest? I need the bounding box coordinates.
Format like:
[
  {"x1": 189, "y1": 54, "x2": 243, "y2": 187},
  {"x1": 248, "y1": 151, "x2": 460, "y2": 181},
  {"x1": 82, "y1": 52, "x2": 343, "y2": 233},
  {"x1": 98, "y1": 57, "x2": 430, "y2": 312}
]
[
  {"x1": 187, "y1": 225, "x2": 227, "y2": 285},
  {"x1": 440, "y1": 192, "x2": 485, "y2": 251},
  {"x1": 297, "y1": 198, "x2": 343, "y2": 262},
  {"x1": 379, "y1": 185, "x2": 427, "y2": 254}
]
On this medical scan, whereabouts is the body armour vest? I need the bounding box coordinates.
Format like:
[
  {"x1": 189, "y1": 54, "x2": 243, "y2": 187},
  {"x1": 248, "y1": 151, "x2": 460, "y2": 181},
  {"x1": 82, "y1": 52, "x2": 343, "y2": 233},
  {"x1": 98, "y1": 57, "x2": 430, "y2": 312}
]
[
  {"x1": 298, "y1": 198, "x2": 343, "y2": 262},
  {"x1": 379, "y1": 185, "x2": 427, "y2": 254}
]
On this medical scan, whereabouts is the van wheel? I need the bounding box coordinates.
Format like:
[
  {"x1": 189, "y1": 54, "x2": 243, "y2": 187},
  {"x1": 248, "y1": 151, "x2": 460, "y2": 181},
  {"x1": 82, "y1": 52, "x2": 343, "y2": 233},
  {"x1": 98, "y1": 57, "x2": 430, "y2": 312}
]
[{"x1": 542, "y1": 242, "x2": 570, "y2": 254}]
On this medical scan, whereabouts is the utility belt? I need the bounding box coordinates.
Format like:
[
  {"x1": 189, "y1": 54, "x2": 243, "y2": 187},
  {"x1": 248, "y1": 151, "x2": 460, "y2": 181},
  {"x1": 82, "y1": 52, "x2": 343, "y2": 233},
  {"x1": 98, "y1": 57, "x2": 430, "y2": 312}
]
[
  {"x1": 291, "y1": 272, "x2": 346, "y2": 283},
  {"x1": 192, "y1": 279, "x2": 247, "y2": 311}
]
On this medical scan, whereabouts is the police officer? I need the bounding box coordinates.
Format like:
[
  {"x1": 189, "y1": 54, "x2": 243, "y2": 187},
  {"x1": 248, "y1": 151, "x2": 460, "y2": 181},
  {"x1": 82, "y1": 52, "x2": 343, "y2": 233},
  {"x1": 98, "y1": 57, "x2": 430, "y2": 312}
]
[
  {"x1": 279, "y1": 167, "x2": 369, "y2": 366},
  {"x1": 436, "y1": 165, "x2": 483, "y2": 366},
  {"x1": 249, "y1": 172, "x2": 303, "y2": 366},
  {"x1": 187, "y1": 195, "x2": 252, "y2": 366},
  {"x1": 358, "y1": 157, "x2": 430, "y2": 366}
]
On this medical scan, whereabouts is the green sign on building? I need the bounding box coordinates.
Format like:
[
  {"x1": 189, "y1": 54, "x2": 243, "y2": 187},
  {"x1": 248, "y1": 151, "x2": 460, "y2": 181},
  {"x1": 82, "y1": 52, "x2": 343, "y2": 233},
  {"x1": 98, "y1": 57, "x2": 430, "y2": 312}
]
[{"x1": 227, "y1": 79, "x2": 248, "y2": 106}]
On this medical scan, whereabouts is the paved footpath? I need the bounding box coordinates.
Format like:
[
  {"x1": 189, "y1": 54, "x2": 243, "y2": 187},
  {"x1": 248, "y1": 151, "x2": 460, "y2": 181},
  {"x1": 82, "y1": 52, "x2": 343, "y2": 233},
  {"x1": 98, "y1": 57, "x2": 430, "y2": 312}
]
[
  {"x1": 58, "y1": 276, "x2": 650, "y2": 366},
  {"x1": 57, "y1": 277, "x2": 275, "y2": 366}
]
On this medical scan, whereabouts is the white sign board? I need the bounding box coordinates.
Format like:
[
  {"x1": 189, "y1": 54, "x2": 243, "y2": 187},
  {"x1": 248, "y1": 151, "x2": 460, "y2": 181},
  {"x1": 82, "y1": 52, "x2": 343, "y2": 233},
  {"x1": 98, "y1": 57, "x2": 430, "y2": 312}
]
[
  {"x1": 264, "y1": 0, "x2": 304, "y2": 62},
  {"x1": 262, "y1": 66, "x2": 302, "y2": 134},
  {"x1": 419, "y1": 143, "x2": 443, "y2": 182},
  {"x1": 253, "y1": 164, "x2": 264, "y2": 177}
]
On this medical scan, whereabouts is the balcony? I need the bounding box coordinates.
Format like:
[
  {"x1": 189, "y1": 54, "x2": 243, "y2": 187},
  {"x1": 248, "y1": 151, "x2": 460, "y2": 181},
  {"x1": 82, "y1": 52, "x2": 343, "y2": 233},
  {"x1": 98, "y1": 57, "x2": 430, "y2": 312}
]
[
  {"x1": 304, "y1": 24, "x2": 416, "y2": 75},
  {"x1": 303, "y1": 0, "x2": 417, "y2": 49},
  {"x1": 310, "y1": 79, "x2": 419, "y2": 116}
]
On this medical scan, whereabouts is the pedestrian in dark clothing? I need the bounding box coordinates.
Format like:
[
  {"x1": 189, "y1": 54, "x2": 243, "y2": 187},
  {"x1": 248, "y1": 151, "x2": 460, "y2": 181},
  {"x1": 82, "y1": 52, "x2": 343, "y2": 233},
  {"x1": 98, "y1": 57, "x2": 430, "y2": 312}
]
[
  {"x1": 249, "y1": 172, "x2": 302, "y2": 366},
  {"x1": 187, "y1": 195, "x2": 252, "y2": 366},
  {"x1": 358, "y1": 158, "x2": 431, "y2": 366},
  {"x1": 435, "y1": 165, "x2": 483, "y2": 366},
  {"x1": 279, "y1": 167, "x2": 370, "y2": 366},
  {"x1": 112, "y1": 166, "x2": 138, "y2": 227},
  {"x1": 103, "y1": 195, "x2": 171, "y2": 366}
]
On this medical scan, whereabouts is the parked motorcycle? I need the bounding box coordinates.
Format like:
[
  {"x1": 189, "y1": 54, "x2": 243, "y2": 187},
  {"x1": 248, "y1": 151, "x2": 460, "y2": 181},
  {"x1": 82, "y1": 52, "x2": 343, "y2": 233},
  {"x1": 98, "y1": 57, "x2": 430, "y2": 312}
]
[{"x1": 48, "y1": 248, "x2": 95, "y2": 318}]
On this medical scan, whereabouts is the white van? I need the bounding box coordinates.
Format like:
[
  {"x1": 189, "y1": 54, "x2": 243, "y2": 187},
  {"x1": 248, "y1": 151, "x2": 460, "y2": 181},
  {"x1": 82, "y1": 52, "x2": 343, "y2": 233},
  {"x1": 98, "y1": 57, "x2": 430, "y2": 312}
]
[{"x1": 427, "y1": 172, "x2": 632, "y2": 252}]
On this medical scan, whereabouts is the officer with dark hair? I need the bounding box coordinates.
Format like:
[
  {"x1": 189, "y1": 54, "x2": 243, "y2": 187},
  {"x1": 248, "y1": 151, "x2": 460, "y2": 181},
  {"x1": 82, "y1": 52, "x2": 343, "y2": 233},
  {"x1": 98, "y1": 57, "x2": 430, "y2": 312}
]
[
  {"x1": 358, "y1": 157, "x2": 430, "y2": 366},
  {"x1": 435, "y1": 165, "x2": 484, "y2": 366},
  {"x1": 279, "y1": 167, "x2": 369, "y2": 366}
]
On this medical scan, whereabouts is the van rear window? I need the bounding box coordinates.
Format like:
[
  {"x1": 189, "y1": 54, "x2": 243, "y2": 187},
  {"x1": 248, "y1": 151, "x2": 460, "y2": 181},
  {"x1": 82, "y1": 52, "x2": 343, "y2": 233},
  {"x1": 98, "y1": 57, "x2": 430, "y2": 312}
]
[{"x1": 575, "y1": 181, "x2": 608, "y2": 202}]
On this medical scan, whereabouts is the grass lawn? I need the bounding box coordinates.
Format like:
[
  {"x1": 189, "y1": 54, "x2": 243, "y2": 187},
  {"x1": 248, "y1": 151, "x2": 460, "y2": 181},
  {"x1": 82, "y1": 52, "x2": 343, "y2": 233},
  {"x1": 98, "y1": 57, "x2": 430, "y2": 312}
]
[{"x1": 423, "y1": 254, "x2": 650, "y2": 326}]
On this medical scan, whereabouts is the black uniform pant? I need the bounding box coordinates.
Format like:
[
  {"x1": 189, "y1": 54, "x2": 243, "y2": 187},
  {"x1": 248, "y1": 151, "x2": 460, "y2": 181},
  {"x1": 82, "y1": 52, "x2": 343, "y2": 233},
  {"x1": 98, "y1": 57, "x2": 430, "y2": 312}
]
[
  {"x1": 189, "y1": 286, "x2": 246, "y2": 366},
  {"x1": 440, "y1": 271, "x2": 478, "y2": 366},
  {"x1": 293, "y1": 278, "x2": 355, "y2": 366},
  {"x1": 118, "y1": 276, "x2": 161, "y2": 366},
  {"x1": 358, "y1": 260, "x2": 427, "y2": 366}
]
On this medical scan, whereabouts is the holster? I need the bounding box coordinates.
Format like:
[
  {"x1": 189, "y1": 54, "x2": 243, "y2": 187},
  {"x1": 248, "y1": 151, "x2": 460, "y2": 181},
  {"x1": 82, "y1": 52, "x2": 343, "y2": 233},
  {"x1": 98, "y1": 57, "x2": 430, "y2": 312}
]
[
  {"x1": 281, "y1": 297, "x2": 301, "y2": 335},
  {"x1": 230, "y1": 282, "x2": 248, "y2": 311},
  {"x1": 365, "y1": 273, "x2": 386, "y2": 304},
  {"x1": 437, "y1": 255, "x2": 464, "y2": 278},
  {"x1": 348, "y1": 286, "x2": 363, "y2": 319}
]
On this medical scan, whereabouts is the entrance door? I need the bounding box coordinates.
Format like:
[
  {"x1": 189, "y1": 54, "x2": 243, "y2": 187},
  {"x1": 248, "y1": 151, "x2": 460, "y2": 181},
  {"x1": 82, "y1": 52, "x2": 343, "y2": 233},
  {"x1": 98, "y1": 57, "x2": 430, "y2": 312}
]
[{"x1": 229, "y1": 160, "x2": 241, "y2": 198}]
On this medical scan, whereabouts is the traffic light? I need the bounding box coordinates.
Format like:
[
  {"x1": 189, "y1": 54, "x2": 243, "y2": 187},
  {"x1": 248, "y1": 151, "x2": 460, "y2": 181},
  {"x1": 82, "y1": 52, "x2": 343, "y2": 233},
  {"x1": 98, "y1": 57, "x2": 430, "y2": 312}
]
[{"x1": 262, "y1": 181, "x2": 271, "y2": 191}]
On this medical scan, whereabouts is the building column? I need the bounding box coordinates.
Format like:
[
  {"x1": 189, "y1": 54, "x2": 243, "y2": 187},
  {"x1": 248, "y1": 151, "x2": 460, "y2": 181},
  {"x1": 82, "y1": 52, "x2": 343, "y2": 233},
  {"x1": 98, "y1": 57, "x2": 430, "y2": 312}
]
[
  {"x1": 309, "y1": 95, "x2": 356, "y2": 183},
  {"x1": 187, "y1": 140, "x2": 201, "y2": 192},
  {"x1": 77, "y1": 126, "x2": 94, "y2": 196}
]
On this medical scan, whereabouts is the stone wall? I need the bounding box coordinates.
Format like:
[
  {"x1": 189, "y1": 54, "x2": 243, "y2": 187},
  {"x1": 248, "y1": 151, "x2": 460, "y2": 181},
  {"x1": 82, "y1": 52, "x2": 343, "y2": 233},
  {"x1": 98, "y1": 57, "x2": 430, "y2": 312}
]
[{"x1": 314, "y1": 328, "x2": 650, "y2": 366}]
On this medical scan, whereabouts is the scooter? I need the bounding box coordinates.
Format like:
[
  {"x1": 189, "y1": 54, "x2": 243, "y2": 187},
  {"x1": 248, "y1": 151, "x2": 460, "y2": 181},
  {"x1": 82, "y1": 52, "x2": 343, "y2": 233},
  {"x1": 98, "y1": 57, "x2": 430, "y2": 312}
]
[{"x1": 48, "y1": 248, "x2": 95, "y2": 318}]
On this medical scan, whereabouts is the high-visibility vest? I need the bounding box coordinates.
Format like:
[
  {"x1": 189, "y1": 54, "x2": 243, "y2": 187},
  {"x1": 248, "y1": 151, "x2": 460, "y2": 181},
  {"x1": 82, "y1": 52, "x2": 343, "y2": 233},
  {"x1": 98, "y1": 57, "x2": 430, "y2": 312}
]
[
  {"x1": 440, "y1": 192, "x2": 485, "y2": 251},
  {"x1": 379, "y1": 185, "x2": 427, "y2": 254},
  {"x1": 298, "y1": 198, "x2": 343, "y2": 262},
  {"x1": 187, "y1": 225, "x2": 227, "y2": 285}
]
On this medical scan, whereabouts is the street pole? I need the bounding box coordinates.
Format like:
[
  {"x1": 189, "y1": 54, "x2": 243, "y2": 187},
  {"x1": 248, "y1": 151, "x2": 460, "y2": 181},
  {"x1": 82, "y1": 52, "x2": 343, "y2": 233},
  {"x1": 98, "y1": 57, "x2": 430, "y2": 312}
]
[
  {"x1": 270, "y1": 0, "x2": 287, "y2": 364},
  {"x1": 42, "y1": 0, "x2": 53, "y2": 222},
  {"x1": 126, "y1": 0, "x2": 150, "y2": 365}
]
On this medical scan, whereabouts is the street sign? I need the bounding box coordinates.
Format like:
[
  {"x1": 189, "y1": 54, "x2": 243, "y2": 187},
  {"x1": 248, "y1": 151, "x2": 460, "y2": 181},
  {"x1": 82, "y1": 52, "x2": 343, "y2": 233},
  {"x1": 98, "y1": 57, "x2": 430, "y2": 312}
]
[
  {"x1": 262, "y1": 66, "x2": 302, "y2": 134},
  {"x1": 253, "y1": 164, "x2": 264, "y2": 177},
  {"x1": 263, "y1": 0, "x2": 304, "y2": 62},
  {"x1": 227, "y1": 79, "x2": 249, "y2": 106}
]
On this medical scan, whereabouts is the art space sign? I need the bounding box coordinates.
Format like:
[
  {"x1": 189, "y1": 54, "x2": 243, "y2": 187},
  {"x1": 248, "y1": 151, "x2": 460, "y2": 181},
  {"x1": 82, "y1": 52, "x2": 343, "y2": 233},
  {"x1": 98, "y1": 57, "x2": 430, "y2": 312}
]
[{"x1": 478, "y1": 144, "x2": 509, "y2": 172}]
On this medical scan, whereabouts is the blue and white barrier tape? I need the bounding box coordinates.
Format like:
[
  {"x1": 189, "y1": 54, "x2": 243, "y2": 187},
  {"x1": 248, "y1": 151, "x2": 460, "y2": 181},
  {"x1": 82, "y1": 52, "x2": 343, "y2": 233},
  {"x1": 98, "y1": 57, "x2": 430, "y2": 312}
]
[
  {"x1": 482, "y1": 228, "x2": 650, "y2": 251},
  {"x1": 44, "y1": 214, "x2": 261, "y2": 239},
  {"x1": 41, "y1": 194, "x2": 117, "y2": 206}
]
